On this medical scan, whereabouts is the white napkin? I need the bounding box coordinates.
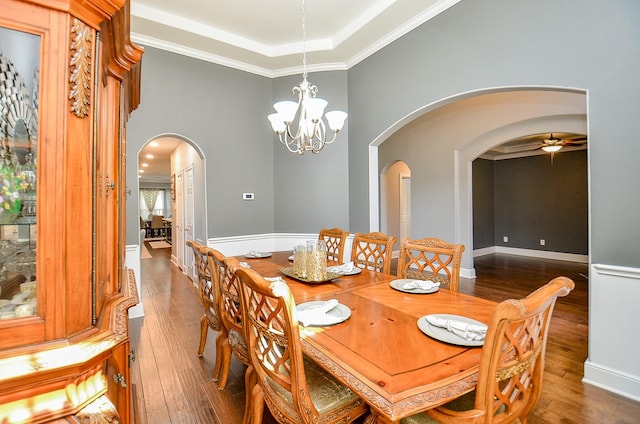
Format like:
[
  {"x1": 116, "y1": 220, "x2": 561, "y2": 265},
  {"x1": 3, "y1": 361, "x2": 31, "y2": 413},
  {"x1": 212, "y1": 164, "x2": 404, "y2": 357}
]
[
  {"x1": 296, "y1": 299, "x2": 341, "y2": 327},
  {"x1": 239, "y1": 261, "x2": 251, "y2": 268},
  {"x1": 402, "y1": 280, "x2": 440, "y2": 291},
  {"x1": 328, "y1": 262, "x2": 355, "y2": 274},
  {"x1": 426, "y1": 315, "x2": 487, "y2": 341},
  {"x1": 265, "y1": 276, "x2": 285, "y2": 283},
  {"x1": 248, "y1": 250, "x2": 262, "y2": 257}
]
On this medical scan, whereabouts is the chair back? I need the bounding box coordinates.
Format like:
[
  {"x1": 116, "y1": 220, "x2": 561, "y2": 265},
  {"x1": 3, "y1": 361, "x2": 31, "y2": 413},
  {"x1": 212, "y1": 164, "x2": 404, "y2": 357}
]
[
  {"x1": 150, "y1": 214, "x2": 164, "y2": 229},
  {"x1": 397, "y1": 237, "x2": 465, "y2": 291},
  {"x1": 473, "y1": 276, "x2": 574, "y2": 423},
  {"x1": 350, "y1": 232, "x2": 396, "y2": 274},
  {"x1": 211, "y1": 252, "x2": 250, "y2": 365},
  {"x1": 319, "y1": 227, "x2": 349, "y2": 263},
  {"x1": 234, "y1": 265, "x2": 320, "y2": 420},
  {"x1": 186, "y1": 240, "x2": 220, "y2": 323}
]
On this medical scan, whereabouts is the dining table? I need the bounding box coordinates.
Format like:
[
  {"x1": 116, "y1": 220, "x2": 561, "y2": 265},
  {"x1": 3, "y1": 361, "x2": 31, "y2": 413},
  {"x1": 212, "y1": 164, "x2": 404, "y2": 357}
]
[{"x1": 238, "y1": 251, "x2": 497, "y2": 424}]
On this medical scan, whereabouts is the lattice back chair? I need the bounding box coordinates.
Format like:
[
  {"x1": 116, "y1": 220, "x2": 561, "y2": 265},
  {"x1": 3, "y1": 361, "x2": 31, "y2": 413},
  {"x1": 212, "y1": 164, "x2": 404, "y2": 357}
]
[
  {"x1": 318, "y1": 227, "x2": 349, "y2": 264},
  {"x1": 206, "y1": 249, "x2": 251, "y2": 390},
  {"x1": 350, "y1": 232, "x2": 397, "y2": 274},
  {"x1": 397, "y1": 237, "x2": 465, "y2": 292},
  {"x1": 401, "y1": 276, "x2": 574, "y2": 424},
  {"x1": 234, "y1": 265, "x2": 369, "y2": 424},
  {"x1": 186, "y1": 240, "x2": 224, "y2": 381}
]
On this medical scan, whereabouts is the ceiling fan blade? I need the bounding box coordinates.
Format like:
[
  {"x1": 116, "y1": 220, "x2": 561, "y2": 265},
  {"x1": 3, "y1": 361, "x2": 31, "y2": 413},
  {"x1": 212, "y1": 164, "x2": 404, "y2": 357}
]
[{"x1": 563, "y1": 136, "x2": 587, "y2": 146}]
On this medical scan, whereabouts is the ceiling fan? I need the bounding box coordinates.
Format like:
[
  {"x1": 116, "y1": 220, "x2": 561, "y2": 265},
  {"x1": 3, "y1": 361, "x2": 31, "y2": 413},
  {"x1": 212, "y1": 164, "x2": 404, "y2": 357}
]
[{"x1": 539, "y1": 133, "x2": 587, "y2": 153}]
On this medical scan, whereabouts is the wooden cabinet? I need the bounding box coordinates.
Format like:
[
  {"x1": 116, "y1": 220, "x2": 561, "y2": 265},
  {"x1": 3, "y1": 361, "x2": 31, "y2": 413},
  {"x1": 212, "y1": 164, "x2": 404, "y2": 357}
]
[{"x1": 0, "y1": 0, "x2": 142, "y2": 421}]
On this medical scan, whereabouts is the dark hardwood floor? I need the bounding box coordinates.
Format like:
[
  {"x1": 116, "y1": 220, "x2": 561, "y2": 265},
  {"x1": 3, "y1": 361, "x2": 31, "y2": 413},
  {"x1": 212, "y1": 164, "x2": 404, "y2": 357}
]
[{"x1": 130, "y1": 244, "x2": 640, "y2": 423}]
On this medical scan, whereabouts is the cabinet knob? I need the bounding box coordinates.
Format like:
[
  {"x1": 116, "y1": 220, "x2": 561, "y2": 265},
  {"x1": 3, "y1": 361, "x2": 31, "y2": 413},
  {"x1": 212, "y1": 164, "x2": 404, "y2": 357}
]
[{"x1": 113, "y1": 373, "x2": 127, "y2": 388}]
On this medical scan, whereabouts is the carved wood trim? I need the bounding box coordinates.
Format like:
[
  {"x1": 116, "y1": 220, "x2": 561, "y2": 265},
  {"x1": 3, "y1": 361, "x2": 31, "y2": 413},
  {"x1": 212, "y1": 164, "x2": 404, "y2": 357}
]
[
  {"x1": 301, "y1": 339, "x2": 478, "y2": 420},
  {"x1": 69, "y1": 18, "x2": 93, "y2": 118}
]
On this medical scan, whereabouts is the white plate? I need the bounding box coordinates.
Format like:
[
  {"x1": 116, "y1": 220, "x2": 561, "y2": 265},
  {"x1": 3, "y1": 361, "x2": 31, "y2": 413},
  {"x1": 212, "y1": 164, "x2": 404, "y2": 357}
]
[
  {"x1": 417, "y1": 314, "x2": 485, "y2": 347},
  {"x1": 327, "y1": 265, "x2": 362, "y2": 276},
  {"x1": 296, "y1": 301, "x2": 351, "y2": 327},
  {"x1": 244, "y1": 252, "x2": 272, "y2": 259},
  {"x1": 390, "y1": 279, "x2": 439, "y2": 294}
]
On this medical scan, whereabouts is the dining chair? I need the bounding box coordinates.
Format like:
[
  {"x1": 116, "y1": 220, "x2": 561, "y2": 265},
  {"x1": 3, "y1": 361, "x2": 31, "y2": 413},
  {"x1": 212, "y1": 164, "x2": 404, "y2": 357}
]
[
  {"x1": 150, "y1": 214, "x2": 165, "y2": 238},
  {"x1": 186, "y1": 240, "x2": 224, "y2": 381},
  {"x1": 350, "y1": 231, "x2": 397, "y2": 274},
  {"x1": 397, "y1": 237, "x2": 465, "y2": 292},
  {"x1": 400, "y1": 276, "x2": 575, "y2": 424},
  {"x1": 206, "y1": 249, "x2": 250, "y2": 390},
  {"x1": 233, "y1": 265, "x2": 369, "y2": 424},
  {"x1": 318, "y1": 227, "x2": 349, "y2": 264}
]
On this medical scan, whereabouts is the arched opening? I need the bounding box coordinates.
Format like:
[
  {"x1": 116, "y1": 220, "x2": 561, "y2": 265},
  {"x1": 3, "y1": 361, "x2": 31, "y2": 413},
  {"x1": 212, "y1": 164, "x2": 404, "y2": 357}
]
[
  {"x1": 370, "y1": 87, "x2": 588, "y2": 277},
  {"x1": 137, "y1": 133, "x2": 207, "y2": 281}
]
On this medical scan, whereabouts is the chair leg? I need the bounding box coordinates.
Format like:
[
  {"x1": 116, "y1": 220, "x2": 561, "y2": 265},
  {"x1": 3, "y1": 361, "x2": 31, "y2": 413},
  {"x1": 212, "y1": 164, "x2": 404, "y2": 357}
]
[
  {"x1": 197, "y1": 314, "x2": 208, "y2": 357},
  {"x1": 242, "y1": 366, "x2": 257, "y2": 424},
  {"x1": 215, "y1": 333, "x2": 231, "y2": 390},
  {"x1": 250, "y1": 381, "x2": 264, "y2": 424}
]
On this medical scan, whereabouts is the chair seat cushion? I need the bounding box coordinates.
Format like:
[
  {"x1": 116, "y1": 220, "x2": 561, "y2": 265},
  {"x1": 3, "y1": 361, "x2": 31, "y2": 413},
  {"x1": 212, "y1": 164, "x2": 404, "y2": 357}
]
[
  {"x1": 206, "y1": 308, "x2": 222, "y2": 331},
  {"x1": 265, "y1": 355, "x2": 363, "y2": 416},
  {"x1": 400, "y1": 391, "x2": 475, "y2": 424},
  {"x1": 228, "y1": 328, "x2": 250, "y2": 365}
]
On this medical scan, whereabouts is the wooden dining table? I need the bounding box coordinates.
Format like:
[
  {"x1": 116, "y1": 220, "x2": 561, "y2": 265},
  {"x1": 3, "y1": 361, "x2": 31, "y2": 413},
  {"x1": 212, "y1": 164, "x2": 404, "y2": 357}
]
[{"x1": 239, "y1": 251, "x2": 497, "y2": 424}]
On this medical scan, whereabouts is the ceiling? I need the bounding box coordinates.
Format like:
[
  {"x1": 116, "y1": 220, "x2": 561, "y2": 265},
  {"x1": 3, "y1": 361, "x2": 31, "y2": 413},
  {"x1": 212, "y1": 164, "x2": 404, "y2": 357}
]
[
  {"x1": 130, "y1": 0, "x2": 461, "y2": 78},
  {"x1": 132, "y1": 0, "x2": 587, "y2": 182}
]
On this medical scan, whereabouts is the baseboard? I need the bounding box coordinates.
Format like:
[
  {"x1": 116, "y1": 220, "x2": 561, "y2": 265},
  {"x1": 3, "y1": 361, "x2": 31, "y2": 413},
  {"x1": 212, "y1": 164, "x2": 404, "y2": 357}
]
[
  {"x1": 474, "y1": 246, "x2": 588, "y2": 263},
  {"x1": 583, "y1": 360, "x2": 640, "y2": 402}
]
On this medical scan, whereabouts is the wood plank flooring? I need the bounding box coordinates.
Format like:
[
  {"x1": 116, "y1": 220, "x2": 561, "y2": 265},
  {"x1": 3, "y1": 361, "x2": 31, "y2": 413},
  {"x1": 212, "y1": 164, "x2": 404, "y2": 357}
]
[{"x1": 130, "y1": 245, "x2": 640, "y2": 423}]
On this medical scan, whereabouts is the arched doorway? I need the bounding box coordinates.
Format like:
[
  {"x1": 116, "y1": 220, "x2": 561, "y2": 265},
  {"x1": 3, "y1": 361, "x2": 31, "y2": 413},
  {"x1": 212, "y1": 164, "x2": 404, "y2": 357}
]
[
  {"x1": 370, "y1": 87, "x2": 588, "y2": 276},
  {"x1": 138, "y1": 134, "x2": 207, "y2": 281}
]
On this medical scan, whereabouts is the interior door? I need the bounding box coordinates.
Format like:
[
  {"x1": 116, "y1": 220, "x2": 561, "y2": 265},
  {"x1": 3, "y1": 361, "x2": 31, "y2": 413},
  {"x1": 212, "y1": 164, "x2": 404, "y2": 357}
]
[
  {"x1": 400, "y1": 175, "x2": 411, "y2": 242},
  {"x1": 175, "y1": 171, "x2": 184, "y2": 269},
  {"x1": 183, "y1": 165, "x2": 195, "y2": 280}
]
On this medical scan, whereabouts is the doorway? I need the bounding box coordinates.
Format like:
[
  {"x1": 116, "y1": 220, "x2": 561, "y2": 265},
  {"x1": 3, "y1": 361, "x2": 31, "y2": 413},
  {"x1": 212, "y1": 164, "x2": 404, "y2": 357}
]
[
  {"x1": 138, "y1": 135, "x2": 207, "y2": 277},
  {"x1": 370, "y1": 87, "x2": 588, "y2": 275}
]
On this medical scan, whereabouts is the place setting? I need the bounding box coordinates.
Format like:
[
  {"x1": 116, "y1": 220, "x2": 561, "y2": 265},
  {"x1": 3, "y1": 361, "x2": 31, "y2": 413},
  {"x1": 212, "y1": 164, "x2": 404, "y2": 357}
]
[
  {"x1": 244, "y1": 250, "x2": 272, "y2": 259},
  {"x1": 295, "y1": 298, "x2": 351, "y2": 327},
  {"x1": 327, "y1": 261, "x2": 362, "y2": 276},
  {"x1": 390, "y1": 278, "x2": 440, "y2": 294},
  {"x1": 417, "y1": 313, "x2": 488, "y2": 347}
]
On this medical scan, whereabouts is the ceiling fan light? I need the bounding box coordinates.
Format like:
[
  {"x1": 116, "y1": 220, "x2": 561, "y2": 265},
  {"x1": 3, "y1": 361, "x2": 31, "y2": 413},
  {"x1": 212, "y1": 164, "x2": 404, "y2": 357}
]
[{"x1": 542, "y1": 145, "x2": 562, "y2": 153}]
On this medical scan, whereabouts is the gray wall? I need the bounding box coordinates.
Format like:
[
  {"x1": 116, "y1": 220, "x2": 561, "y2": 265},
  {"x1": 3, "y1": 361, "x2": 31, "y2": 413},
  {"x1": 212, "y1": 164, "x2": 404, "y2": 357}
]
[
  {"x1": 126, "y1": 49, "x2": 351, "y2": 243},
  {"x1": 472, "y1": 159, "x2": 495, "y2": 249},
  {"x1": 272, "y1": 72, "x2": 350, "y2": 234},
  {"x1": 126, "y1": 47, "x2": 275, "y2": 241},
  {"x1": 126, "y1": 0, "x2": 640, "y2": 268},
  {"x1": 473, "y1": 151, "x2": 588, "y2": 254},
  {"x1": 348, "y1": 0, "x2": 640, "y2": 267}
]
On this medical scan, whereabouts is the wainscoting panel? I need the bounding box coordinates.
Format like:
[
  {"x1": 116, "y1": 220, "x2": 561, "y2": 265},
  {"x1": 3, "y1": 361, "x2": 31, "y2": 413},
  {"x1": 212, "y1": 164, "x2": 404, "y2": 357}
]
[{"x1": 583, "y1": 263, "x2": 640, "y2": 402}]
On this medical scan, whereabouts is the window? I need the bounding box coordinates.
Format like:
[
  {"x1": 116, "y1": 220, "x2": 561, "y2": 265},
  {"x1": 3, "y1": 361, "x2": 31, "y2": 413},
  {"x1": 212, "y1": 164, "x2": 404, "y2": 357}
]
[{"x1": 140, "y1": 188, "x2": 171, "y2": 219}]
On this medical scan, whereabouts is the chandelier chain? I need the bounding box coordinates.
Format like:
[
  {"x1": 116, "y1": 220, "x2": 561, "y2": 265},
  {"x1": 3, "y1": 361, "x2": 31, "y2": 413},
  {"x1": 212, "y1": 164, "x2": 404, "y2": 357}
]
[{"x1": 302, "y1": 0, "x2": 307, "y2": 79}]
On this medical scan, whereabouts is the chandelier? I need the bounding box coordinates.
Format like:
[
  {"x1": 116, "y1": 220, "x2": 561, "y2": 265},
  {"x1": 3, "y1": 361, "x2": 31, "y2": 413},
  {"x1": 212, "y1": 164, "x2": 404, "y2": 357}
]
[{"x1": 267, "y1": 0, "x2": 347, "y2": 155}]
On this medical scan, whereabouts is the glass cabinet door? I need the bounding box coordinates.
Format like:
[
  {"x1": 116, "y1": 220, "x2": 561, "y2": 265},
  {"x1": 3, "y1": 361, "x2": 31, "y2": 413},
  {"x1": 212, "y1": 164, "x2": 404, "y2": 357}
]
[{"x1": 0, "y1": 27, "x2": 39, "y2": 320}]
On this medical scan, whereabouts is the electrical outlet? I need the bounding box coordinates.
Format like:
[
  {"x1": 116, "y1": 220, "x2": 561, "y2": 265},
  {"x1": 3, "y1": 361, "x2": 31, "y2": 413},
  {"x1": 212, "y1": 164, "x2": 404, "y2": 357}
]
[
  {"x1": 540, "y1": 239, "x2": 545, "y2": 246},
  {"x1": 242, "y1": 192, "x2": 254, "y2": 200},
  {"x1": 503, "y1": 236, "x2": 508, "y2": 243}
]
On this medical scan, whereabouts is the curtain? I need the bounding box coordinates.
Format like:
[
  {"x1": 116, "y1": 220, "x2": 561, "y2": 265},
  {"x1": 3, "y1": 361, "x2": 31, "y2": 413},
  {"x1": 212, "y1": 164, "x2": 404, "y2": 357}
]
[{"x1": 140, "y1": 188, "x2": 160, "y2": 218}]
